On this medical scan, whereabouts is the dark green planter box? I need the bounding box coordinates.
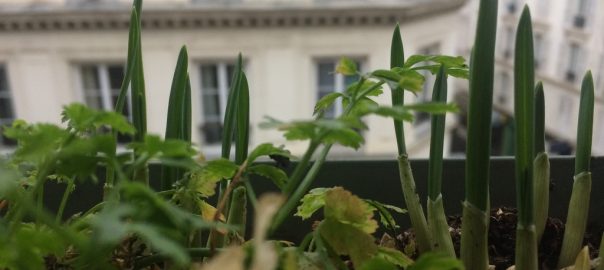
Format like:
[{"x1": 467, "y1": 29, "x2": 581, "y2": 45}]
[{"x1": 43, "y1": 156, "x2": 604, "y2": 243}]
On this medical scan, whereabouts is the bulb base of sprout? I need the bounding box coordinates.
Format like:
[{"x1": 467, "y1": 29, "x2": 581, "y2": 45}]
[
  {"x1": 460, "y1": 200, "x2": 489, "y2": 270},
  {"x1": 427, "y1": 195, "x2": 455, "y2": 257},
  {"x1": 226, "y1": 185, "x2": 247, "y2": 246},
  {"x1": 397, "y1": 154, "x2": 432, "y2": 253},
  {"x1": 533, "y1": 152, "x2": 550, "y2": 242},
  {"x1": 515, "y1": 224, "x2": 538, "y2": 270},
  {"x1": 559, "y1": 172, "x2": 592, "y2": 268}
]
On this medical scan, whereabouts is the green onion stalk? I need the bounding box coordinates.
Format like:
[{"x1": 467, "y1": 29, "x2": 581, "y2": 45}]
[
  {"x1": 106, "y1": 6, "x2": 140, "y2": 199},
  {"x1": 209, "y1": 54, "x2": 248, "y2": 249},
  {"x1": 460, "y1": 0, "x2": 498, "y2": 269},
  {"x1": 513, "y1": 6, "x2": 537, "y2": 269},
  {"x1": 130, "y1": 0, "x2": 149, "y2": 185},
  {"x1": 558, "y1": 71, "x2": 595, "y2": 268},
  {"x1": 161, "y1": 46, "x2": 191, "y2": 191},
  {"x1": 426, "y1": 66, "x2": 455, "y2": 256},
  {"x1": 390, "y1": 23, "x2": 432, "y2": 254},
  {"x1": 533, "y1": 82, "x2": 550, "y2": 242}
]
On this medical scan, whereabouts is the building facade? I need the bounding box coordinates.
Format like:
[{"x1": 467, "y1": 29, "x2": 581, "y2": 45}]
[
  {"x1": 0, "y1": 0, "x2": 467, "y2": 158},
  {"x1": 453, "y1": 0, "x2": 604, "y2": 156}
]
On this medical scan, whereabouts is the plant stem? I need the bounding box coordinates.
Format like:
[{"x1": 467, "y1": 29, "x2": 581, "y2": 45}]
[
  {"x1": 559, "y1": 72, "x2": 594, "y2": 268},
  {"x1": 515, "y1": 225, "x2": 538, "y2": 270},
  {"x1": 558, "y1": 172, "x2": 592, "y2": 268},
  {"x1": 398, "y1": 154, "x2": 432, "y2": 253},
  {"x1": 226, "y1": 186, "x2": 247, "y2": 246},
  {"x1": 55, "y1": 178, "x2": 75, "y2": 223},
  {"x1": 427, "y1": 195, "x2": 455, "y2": 256},
  {"x1": 461, "y1": 0, "x2": 497, "y2": 268},
  {"x1": 270, "y1": 144, "x2": 332, "y2": 235},
  {"x1": 282, "y1": 140, "x2": 320, "y2": 195},
  {"x1": 534, "y1": 152, "x2": 550, "y2": 242},
  {"x1": 460, "y1": 201, "x2": 489, "y2": 270}
]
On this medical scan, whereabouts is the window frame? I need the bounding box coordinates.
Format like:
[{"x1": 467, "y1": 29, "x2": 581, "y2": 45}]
[
  {"x1": 197, "y1": 60, "x2": 238, "y2": 146},
  {"x1": 0, "y1": 64, "x2": 16, "y2": 147},
  {"x1": 314, "y1": 57, "x2": 365, "y2": 119}
]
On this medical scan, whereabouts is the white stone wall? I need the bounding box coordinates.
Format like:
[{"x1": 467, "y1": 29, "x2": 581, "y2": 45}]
[{"x1": 0, "y1": 5, "x2": 463, "y2": 158}]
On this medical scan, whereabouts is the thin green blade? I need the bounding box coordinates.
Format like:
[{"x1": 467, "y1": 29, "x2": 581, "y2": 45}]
[
  {"x1": 464, "y1": 0, "x2": 497, "y2": 213},
  {"x1": 514, "y1": 4, "x2": 535, "y2": 227},
  {"x1": 161, "y1": 46, "x2": 190, "y2": 190},
  {"x1": 575, "y1": 71, "x2": 594, "y2": 175},
  {"x1": 234, "y1": 72, "x2": 250, "y2": 165},
  {"x1": 461, "y1": 0, "x2": 498, "y2": 269},
  {"x1": 534, "y1": 82, "x2": 545, "y2": 154},
  {"x1": 513, "y1": 6, "x2": 537, "y2": 270},
  {"x1": 390, "y1": 24, "x2": 406, "y2": 155},
  {"x1": 221, "y1": 54, "x2": 243, "y2": 159},
  {"x1": 427, "y1": 66, "x2": 447, "y2": 200}
]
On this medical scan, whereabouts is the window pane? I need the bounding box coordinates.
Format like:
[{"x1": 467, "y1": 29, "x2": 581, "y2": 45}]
[
  {"x1": 81, "y1": 65, "x2": 100, "y2": 90},
  {"x1": 201, "y1": 121, "x2": 223, "y2": 144},
  {"x1": 202, "y1": 94, "x2": 221, "y2": 117},
  {"x1": 318, "y1": 62, "x2": 335, "y2": 87},
  {"x1": 107, "y1": 65, "x2": 125, "y2": 90},
  {"x1": 201, "y1": 65, "x2": 218, "y2": 89},
  {"x1": 0, "y1": 98, "x2": 14, "y2": 120},
  {"x1": 226, "y1": 64, "x2": 236, "y2": 88},
  {"x1": 0, "y1": 67, "x2": 8, "y2": 93}
]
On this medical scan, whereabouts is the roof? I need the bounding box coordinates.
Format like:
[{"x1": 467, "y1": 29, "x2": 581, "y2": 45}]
[{"x1": 0, "y1": 0, "x2": 466, "y2": 32}]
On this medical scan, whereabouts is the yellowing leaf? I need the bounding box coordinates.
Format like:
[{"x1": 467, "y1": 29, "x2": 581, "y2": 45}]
[
  {"x1": 198, "y1": 200, "x2": 224, "y2": 222},
  {"x1": 324, "y1": 187, "x2": 378, "y2": 233},
  {"x1": 318, "y1": 219, "x2": 378, "y2": 267},
  {"x1": 190, "y1": 159, "x2": 238, "y2": 197},
  {"x1": 295, "y1": 188, "x2": 329, "y2": 220},
  {"x1": 573, "y1": 246, "x2": 590, "y2": 270}
]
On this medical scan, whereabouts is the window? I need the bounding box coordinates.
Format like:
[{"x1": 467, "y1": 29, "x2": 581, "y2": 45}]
[
  {"x1": 315, "y1": 59, "x2": 362, "y2": 119},
  {"x1": 506, "y1": 0, "x2": 518, "y2": 14},
  {"x1": 572, "y1": 0, "x2": 590, "y2": 28},
  {"x1": 199, "y1": 62, "x2": 236, "y2": 145},
  {"x1": 534, "y1": 33, "x2": 545, "y2": 70},
  {"x1": 415, "y1": 44, "x2": 441, "y2": 128},
  {"x1": 0, "y1": 65, "x2": 16, "y2": 147},
  {"x1": 78, "y1": 64, "x2": 131, "y2": 142},
  {"x1": 565, "y1": 43, "x2": 584, "y2": 83},
  {"x1": 502, "y1": 26, "x2": 514, "y2": 60}
]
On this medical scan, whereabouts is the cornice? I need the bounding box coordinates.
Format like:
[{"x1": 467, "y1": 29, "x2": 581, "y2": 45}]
[{"x1": 0, "y1": 0, "x2": 466, "y2": 32}]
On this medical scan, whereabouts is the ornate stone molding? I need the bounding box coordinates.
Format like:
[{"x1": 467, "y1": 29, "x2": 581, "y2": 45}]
[{"x1": 0, "y1": 0, "x2": 465, "y2": 32}]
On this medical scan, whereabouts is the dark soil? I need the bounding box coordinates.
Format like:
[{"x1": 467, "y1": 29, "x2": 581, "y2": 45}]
[{"x1": 398, "y1": 207, "x2": 601, "y2": 270}]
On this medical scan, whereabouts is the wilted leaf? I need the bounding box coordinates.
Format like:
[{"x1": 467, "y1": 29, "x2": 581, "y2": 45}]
[
  {"x1": 324, "y1": 187, "x2": 377, "y2": 234},
  {"x1": 198, "y1": 200, "x2": 224, "y2": 222},
  {"x1": 247, "y1": 164, "x2": 287, "y2": 190},
  {"x1": 190, "y1": 159, "x2": 238, "y2": 197},
  {"x1": 296, "y1": 188, "x2": 329, "y2": 219},
  {"x1": 572, "y1": 246, "x2": 590, "y2": 270},
  {"x1": 318, "y1": 219, "x2": 378, "y2": 267}
]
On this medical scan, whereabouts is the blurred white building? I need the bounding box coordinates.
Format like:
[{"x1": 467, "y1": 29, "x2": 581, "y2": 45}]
[
  {"x1": 0, "y1": 0, "x2": 467, "y2": 158},
  {"x1": 452, "y1": 0, "x2": 604, "y2": 156}
]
